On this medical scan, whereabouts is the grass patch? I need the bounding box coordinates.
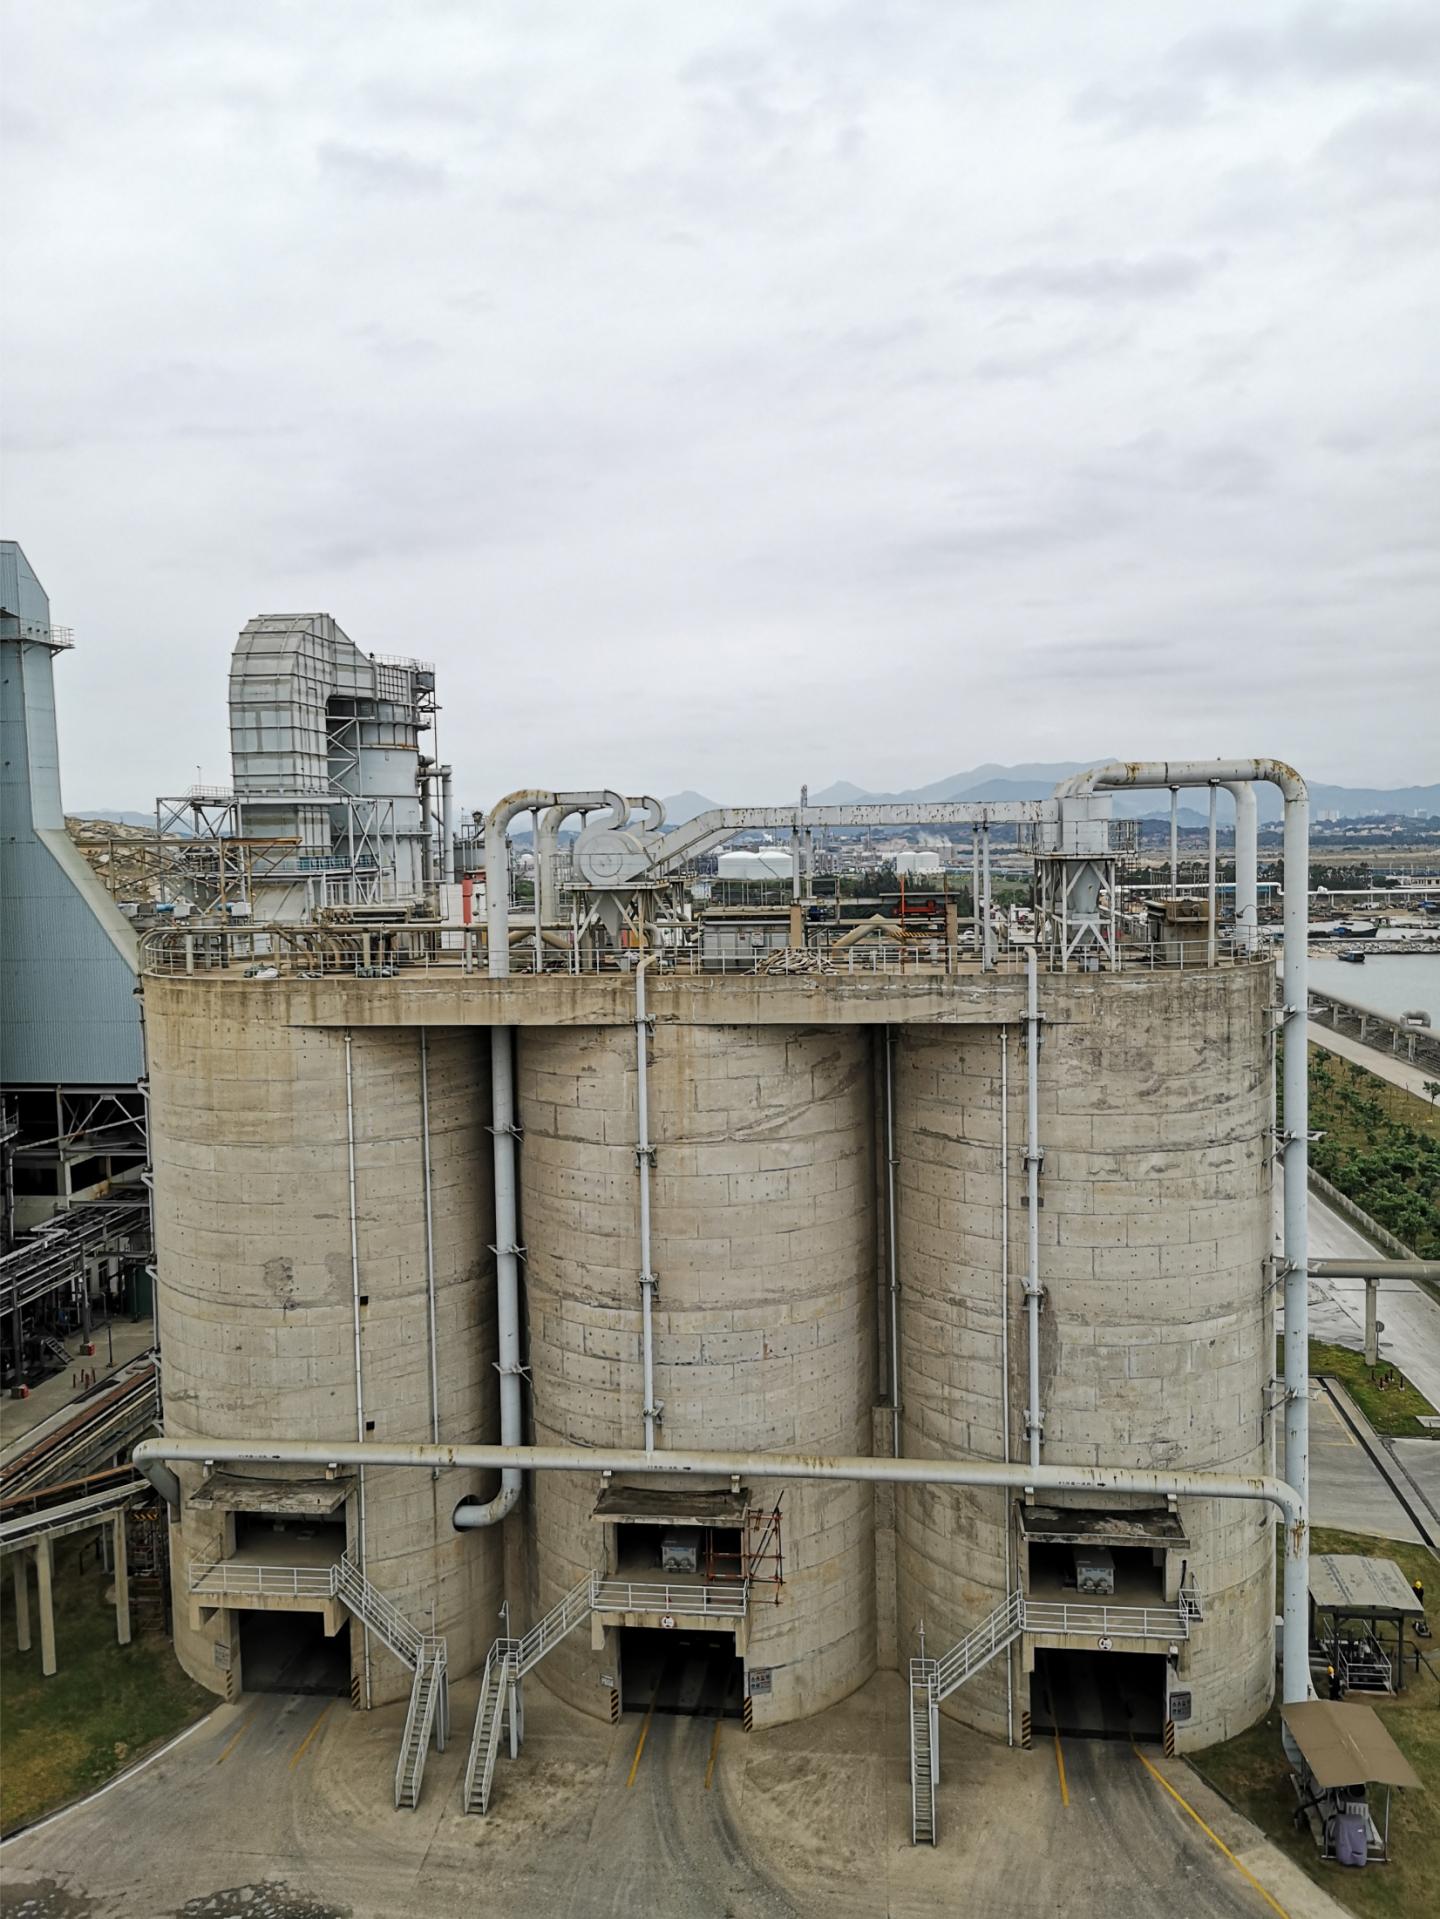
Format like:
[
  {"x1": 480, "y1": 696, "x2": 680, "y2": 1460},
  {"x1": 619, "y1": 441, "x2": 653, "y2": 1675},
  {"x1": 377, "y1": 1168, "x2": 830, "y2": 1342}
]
[
  {"x1": 1192, "y1": 1529, "x2": 1438, "y2": 1919},
  {"x1": 1310, "y1": 1340, "x2": 1438, "y2": 1440},
  {"x1": 0, "y1": 1536, "x2": 212, "y2": 1835},
  {"x1": 1299, "y1": 1044, "x2": 1440, "y2": 1258}
]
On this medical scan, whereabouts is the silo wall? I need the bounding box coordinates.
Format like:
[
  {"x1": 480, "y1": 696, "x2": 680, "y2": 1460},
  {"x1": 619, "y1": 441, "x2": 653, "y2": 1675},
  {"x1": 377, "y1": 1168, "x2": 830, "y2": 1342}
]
[
  {"x1": 518, "y1": 1021, "x2": 877, "y2": 1727},
  {"x1": 145, "y1": 981, "x2": 502, "y2": 1703},
  {"x1": 893, "y1": 965, "x2": 1275, "y2": 1748}
]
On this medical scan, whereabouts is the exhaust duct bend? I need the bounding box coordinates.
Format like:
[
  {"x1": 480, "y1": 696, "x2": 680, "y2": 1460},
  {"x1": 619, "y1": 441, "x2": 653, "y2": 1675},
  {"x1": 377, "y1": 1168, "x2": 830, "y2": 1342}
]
[
  {"x1": 1056, "y1": 758, "x2": 1310, "y2": 1703},
  {"x1": 458, "y1": 789, "x2": 625, "y2": 1529}
]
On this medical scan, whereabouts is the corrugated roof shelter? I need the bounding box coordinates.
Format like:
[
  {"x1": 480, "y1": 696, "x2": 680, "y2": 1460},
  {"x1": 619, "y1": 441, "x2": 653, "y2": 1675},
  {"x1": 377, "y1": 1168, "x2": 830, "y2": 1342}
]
[
  {"x1": 1281, "y1": 1701, "x2": 1421, "y2": 1790},
  {"x1": 1309, "y1": 1555, "x2": 1425, "y2": 1619}
]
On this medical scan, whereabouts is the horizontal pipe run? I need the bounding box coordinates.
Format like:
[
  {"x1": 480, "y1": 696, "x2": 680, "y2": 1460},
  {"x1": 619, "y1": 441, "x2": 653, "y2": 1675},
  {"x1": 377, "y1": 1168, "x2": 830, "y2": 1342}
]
[
  {"x1": 132, "y1": 1436, "x2": 1302, "y2": 1527},
  {"x1": 1308, "y1": 1259, "x2": 1440, "y2": 1282}
]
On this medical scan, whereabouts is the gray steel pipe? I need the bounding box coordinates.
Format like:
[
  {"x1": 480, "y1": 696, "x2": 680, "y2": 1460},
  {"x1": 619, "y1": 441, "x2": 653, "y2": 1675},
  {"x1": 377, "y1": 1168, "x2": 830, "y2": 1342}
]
[
  {"x1": 131, "y1": 1433, "x2": 1305, "y2": 1536},
  {"x1": 457, "y1": 1025, "x2": 523, "y2": 1528},
  {"x1": 1220, "y1": 782, "x2": 1259, "y2": 952},
  {"x1": 439, "y1": 766, "x2": 455, "y2": 887},
  {"x1": 635, "y1": 956, "x2": 660, "y2": 1454},
  {"x1": 1023, "y1": 949, "x2": 1043, "y2": 1471},
  {"x1": 883, "y1": 1028, "x2": 901, "y2": 1458},
  {"x1": 1309, "y1": 1259, "x2": 1440, "y2": 1281},
  {"x1": 1056, "y1": 758, "x2": 1310, "y2": 1703}
]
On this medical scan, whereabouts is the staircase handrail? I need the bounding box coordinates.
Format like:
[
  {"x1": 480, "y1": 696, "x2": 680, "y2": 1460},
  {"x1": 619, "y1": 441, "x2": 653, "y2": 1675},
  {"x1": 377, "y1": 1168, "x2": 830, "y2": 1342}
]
[
  {"x1": 516, "y1": 1573, "x2": 595, "y2": 1675},
  {"x1": 337, "y1": 1553, "x2": 425, "y2": 1668},
  {"x1": 932, "y1": 1589, "x2": 1024, "y2": 1701}
]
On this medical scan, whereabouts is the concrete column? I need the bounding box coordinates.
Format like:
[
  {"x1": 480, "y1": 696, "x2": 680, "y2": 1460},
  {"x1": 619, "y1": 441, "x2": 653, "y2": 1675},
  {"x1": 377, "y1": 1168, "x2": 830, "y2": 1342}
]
[
  {"x1": 35, "y1": 1534, "x2": 56, "y2": 1677},
  {"x1": 13, "y1": 1552, "x2": 31, "y2": 1652},
  {"x1": 1365, "y1": 1278, "x2": 1380, "y2": 1369},
  {"x1": 112, "y1": 1513, "x2": 132, "y2": 1646}
]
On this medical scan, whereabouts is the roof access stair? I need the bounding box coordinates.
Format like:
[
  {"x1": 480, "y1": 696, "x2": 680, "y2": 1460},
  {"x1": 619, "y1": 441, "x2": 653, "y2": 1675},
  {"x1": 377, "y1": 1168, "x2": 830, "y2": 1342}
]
[
  {"x1": 333, "y1": 1554, "x2": 449, "y2": 1811},
  {"x1": 463, "y1": 1572, "x2": 598, "y2": 1816}
]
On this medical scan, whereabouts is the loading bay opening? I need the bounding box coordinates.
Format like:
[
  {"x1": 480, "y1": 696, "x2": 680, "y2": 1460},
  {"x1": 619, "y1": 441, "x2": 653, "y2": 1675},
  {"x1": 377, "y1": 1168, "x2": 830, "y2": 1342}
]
[
  {"x1": 619, "y1": 1626, "x2": 745, "y2": 1719},
  {"x1": 237, "y1": 1610, "x2": 350, "y2": 1697},
  {"x1": 1031, "y1": 1648, "x2": 1166, "y2": 1743}
]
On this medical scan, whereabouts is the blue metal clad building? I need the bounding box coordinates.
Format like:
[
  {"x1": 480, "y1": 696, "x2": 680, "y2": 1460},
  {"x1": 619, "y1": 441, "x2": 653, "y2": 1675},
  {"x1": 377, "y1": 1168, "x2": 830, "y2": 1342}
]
[{"x1": 1, "y1": 541, "x2": 143, "y2": 1087}]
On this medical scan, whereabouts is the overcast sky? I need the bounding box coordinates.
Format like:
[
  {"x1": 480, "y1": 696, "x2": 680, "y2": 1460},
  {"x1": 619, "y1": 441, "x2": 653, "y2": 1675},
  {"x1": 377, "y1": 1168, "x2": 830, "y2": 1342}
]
[{"x1": 4, "y1": 1, "x2": 1437, "y2": 810}]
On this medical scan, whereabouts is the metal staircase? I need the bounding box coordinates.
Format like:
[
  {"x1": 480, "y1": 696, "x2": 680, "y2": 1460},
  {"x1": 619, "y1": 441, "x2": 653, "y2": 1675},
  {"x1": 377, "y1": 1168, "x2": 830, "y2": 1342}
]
[
  {"x1": 909, "y1": 1659, "x2": 938, "y2": 1846},
  {"x1": 462, "y1": 1573, "x2": 601, "y2": 1816},
  {"x1": 333, "y1": 1554, "x2": 448, "y2": 1811},
  {"x1": 931, "y1": 1589, "x2": 1025, "y2": 1704},
  {"x1": 907, "y1": 1583, "x2": 1205, "y2": 1845},
  {"x1": 908, "y1": 1591, "x2": 1027, "y2": 1846},
  {"x1": 395, "y1": 1637, "x2": 448, "y2": 1809},
  {"x1": 463, "y1": 1640, "x2": 516, "y2": 1816}
]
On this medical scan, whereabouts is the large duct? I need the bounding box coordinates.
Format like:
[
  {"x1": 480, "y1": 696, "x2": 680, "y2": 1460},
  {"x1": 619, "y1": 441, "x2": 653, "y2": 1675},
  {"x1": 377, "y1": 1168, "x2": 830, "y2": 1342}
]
[{"x1": 227, "y1": 615, "x2": 437, "y2": 918}]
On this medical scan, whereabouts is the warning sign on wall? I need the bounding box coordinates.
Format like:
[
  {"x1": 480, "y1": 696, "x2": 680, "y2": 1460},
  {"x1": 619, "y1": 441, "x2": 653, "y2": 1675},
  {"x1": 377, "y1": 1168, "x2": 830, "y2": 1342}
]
[{"x1": 747, "y1": 1667, "x2": 773, "y2": 1697}]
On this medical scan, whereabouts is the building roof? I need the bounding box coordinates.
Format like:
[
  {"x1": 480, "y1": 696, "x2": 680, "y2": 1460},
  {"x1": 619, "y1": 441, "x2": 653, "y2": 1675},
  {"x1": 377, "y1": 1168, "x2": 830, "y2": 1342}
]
[
  {"x1": 1281, "y1": 1701, "x2": 1422, "y2": 1791},
  {"x1": 1017, "y1": 1505, "x2": 1188, "y2": 1548},
  {"x1": 592, "y1": 1484, "x2": 751, "y2": 1528},
  {"x1": 1309, "y1": 1554, "x2": 1425, "y2": 1619}
]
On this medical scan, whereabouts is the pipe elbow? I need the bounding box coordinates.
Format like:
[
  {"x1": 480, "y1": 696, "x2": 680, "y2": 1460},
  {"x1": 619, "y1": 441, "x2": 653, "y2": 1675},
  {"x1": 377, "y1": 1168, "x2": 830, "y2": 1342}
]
[
  {"x1": 452, "y1": 1478, "x2": 521, "y2": 1530},
  {"x1": 132, "y1": 1442, "x2": 182, "y2": 1511}
]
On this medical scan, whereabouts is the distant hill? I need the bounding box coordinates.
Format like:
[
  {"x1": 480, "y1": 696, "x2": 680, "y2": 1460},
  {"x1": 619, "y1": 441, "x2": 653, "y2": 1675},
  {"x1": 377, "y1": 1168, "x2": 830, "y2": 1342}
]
[
  {"x1": 808, "y1": 764, "x2": 1440, "y2": 823},
  {"x1": 660, "y1": 790, "x2": 721, "y2": 825},
  {"x1": 72, "y1": 809, "x2": 157, "y2": 829}
]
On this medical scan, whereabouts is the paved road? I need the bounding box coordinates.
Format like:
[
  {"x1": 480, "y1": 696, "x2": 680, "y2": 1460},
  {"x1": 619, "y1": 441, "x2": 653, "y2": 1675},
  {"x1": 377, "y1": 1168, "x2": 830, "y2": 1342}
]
[
  {"x1": 1308, "y1": 1020, "x2": 1438, "y2": 1103},
  {"x1": 0, "y1": 1673, "x2": 1346, "y2": 1919},
  {"x1": 1279, "y1": 1173, "x2": 1440, "y2": 1408}
]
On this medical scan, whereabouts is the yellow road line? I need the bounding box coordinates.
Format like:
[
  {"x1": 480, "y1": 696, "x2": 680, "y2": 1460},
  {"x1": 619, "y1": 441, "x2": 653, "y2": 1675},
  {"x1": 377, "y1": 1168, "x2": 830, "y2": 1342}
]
[
  {"x1": 705, "y1": 1716, "x2": 722, "y2": 1790},
  {"x1": 1132, "y1": 1745, "x2": 1291, "y2": 1919},
  {"x1": 213, "y1": 1712, "x2": 255, "y2": 1767},
  {"x1": 1323, "y1": 1389, "x2": 1358, "y2": 1449},
  {"x1": 1043, "y1": 1675, "x2": 1069, "y2": 1808},
  {"x1": 626, "y1": 1678, "x2": 662, "y2": 1788},
  {"x1": 289, "y1": 1702, "x2": 333, "y2": 1769}
]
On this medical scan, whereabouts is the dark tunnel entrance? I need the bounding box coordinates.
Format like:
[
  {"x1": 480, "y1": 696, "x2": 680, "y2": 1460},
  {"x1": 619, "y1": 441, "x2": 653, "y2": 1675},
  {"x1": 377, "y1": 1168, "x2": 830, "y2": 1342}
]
[
  {"x1": 619, "y1": 1626, "x2": 745, "y2": 1719},
  {"x1": 1031, "y1": 1647, "x2": 1166, "y2": 1743}
]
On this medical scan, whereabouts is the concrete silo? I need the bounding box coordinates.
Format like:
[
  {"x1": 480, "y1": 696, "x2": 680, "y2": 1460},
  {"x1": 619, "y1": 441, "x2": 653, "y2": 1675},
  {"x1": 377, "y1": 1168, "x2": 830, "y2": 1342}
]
[
  {"x1": 147, "y1": 980, "x2": 503, "y2": 1707},
  {"x1": 517, "y1": 1020, "x2": 877, "y2": 1727},
  {"x1": 893, "y1": 964, "x2": 1275, "y2": 1749}
]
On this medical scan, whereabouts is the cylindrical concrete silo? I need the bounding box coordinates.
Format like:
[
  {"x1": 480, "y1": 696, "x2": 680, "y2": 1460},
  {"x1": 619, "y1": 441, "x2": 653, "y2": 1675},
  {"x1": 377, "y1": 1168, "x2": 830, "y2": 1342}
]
[
  {"x1": 518, "y1": 1022, "x2": 877, "y2": 1727},
  {"x1": 893, "y1": 966, "x2": 1274, "y2": 1749},
  {"x1": 147, "y1": 981, "x2": 502, "y2": 1704}
]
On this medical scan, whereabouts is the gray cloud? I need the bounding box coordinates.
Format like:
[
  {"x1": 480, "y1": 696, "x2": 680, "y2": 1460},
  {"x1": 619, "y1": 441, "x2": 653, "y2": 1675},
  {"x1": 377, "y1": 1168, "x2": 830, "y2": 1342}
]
[
  {"x1": 970, "y1": 253, "x2": 1220, "y2": 303},
  {"x1": 316, "y1": 140, "x2": 449, "y2": 195},
  {"x1": 0, "y1": 0, "x2": 1434, "y2": 805}
]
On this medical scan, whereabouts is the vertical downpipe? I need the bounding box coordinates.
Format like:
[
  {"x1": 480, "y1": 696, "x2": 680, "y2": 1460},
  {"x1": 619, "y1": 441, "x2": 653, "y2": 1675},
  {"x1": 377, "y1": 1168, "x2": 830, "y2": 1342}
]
[
  {"x1": 883, "y1": 1028, "x2": 901, "y2": 1457},
  {"x1": 420, "y1": 1032, "x2": 440, "y2": 1473},
  {"x1": 1169, "y1": 787, "x2": 1179, "y2": 898},
  {"x1": 344, "y1": 1031, "x2": 372, "y2": 1709},
  {"x1": 636, "y1": 957, "x2": 659, "y2": 1453},
  {"x1": 1207, "y1": 782, "x2": 1218, "y2": 966},
  {"x1": 1280, "y1": 787, "x2": 1311, "y2": 1701},
  {"x1": 981, "y1": 825, "x2": 994, "y2": 971},
  {"x1": 999, "y1": 1028, "x2": 1014, "y2": 1745},
  {"x1": 1024, "y1": 951, "x2": 1043, "y2": 1473}
]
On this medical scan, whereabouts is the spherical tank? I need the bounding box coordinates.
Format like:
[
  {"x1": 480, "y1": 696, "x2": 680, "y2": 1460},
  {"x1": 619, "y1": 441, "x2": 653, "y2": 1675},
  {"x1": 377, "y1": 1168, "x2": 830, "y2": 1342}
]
[
  {"x1": 146, "y1": 981, "x2": 502, "y2": 1703},
  {"x1": 893, "y1": 965, "x2": 1274, "y2": 1747},
  {"x1": 519, "y1": 1022, "x2": 877, "y2": 1726}
]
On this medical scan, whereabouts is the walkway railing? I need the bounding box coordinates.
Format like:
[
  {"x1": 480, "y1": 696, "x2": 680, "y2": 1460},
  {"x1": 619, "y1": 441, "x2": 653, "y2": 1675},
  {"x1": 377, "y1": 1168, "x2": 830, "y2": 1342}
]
[
  {"x1": 188, "y1": 1559, "x2": 337, "y2": 1599},
  {"x1": 591, "y1": 1577, "x2": 749, "y2": 1619}
]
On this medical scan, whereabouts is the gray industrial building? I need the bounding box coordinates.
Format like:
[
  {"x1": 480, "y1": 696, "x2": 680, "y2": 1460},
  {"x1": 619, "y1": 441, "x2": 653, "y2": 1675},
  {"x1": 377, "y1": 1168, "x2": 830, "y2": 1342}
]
[
  {"x1": 1, "y1": 540, "x2": 149, "y2": 1380},
  {"x1": 122, "y1": 605, "x2": 1320, "y2": 1844}
]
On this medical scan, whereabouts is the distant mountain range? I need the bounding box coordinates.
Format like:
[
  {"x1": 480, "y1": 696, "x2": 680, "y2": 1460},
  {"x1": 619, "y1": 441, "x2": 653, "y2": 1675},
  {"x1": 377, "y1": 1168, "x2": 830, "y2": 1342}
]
[{"x1": 662, "y1": 762, "x2": 1439, "y2": 827}]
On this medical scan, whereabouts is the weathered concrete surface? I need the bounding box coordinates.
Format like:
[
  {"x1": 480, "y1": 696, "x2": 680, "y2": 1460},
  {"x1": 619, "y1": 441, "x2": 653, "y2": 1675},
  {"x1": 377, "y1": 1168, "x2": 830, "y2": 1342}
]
[
  {"x1": 144, "y1": 969, "x2": 1040, "y2": 1032},
  {"x1": 148, "y1": 1003, "x2": 503, "y2": 1704},
  {"x1": 0, "y1": 1673, "x2": 1348, "y2": 1919},
  {"x1": 520, "y1": 1023, "x2": 876, "y2": 1728},
  {"x1": 894, "y1": 965, "x2": 1276, "y2": 1749}
]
